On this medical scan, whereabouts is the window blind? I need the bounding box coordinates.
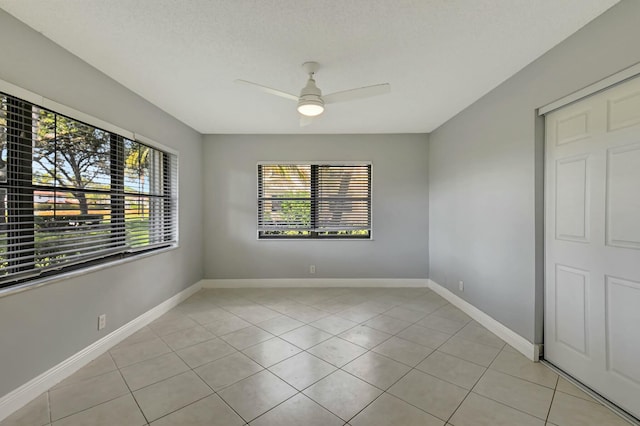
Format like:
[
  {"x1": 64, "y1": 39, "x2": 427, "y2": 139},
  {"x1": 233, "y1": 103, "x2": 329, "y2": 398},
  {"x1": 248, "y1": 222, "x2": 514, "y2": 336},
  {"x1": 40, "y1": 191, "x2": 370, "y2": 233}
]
[
  {"x1": 0, "y1": 92, "x2": 178, "y2": 286},
  {"x1": 257, "y1": 163, "x2": 371, "y2": 238}
]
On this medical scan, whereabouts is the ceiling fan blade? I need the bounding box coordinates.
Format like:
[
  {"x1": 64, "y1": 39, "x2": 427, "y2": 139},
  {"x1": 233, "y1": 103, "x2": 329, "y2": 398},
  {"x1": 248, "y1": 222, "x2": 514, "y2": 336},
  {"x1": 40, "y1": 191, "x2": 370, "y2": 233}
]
[
  {"x1": 324, "y1": 83, "x2": 390, "y2": 104},
  {"x1": 234, "y1": 79, "x2": 298, "y2": 102},
  {"x1": 299, "y1": 115, "x2": 315, "y2": 127}
]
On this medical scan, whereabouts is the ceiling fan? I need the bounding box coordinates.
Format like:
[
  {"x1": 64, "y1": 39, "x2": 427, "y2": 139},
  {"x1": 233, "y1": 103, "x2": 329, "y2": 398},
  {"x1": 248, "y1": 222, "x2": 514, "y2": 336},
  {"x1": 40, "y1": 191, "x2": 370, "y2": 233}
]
[{"x1": 235, "y1": 62, "x2": 390, "y2": 126}]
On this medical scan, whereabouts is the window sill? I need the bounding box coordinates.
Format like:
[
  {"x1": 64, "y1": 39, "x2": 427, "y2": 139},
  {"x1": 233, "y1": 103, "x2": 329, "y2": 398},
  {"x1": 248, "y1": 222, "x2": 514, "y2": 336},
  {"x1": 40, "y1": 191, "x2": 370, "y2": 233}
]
[
  {"x1": 0, "y1": 244, "x2": 179, "y2": 299},
  {"x1": 257, "y1": 237, "x2": 374, "y2": 241}
]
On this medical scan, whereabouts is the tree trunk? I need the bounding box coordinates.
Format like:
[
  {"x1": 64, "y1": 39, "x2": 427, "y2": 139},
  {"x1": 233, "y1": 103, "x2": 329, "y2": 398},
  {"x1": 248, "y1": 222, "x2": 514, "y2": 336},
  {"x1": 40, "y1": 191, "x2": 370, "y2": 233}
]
[{"x1": 75, "y1": 191, "x2": 89, "y2": 216}]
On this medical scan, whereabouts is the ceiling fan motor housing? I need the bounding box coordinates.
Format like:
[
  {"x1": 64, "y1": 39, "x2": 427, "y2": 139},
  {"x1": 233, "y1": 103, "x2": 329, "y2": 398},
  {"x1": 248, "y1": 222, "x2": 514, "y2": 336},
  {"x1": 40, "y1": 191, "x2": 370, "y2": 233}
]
[{"x1": 297, "y1": 77, "x2": 324, "y2": 116}]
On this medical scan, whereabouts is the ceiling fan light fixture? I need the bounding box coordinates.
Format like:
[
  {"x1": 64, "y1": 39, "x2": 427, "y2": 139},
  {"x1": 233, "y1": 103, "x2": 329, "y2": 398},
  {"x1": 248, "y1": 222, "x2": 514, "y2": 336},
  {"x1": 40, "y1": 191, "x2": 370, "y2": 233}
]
[{"x1": 297, "y1": 98, "x2": 324, "y2": 117}]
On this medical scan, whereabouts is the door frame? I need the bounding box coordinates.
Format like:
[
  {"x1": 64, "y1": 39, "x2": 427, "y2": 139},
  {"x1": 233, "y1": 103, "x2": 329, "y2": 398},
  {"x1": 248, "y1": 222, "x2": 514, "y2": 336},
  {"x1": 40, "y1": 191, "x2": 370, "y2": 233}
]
[{"x1": 538, "y1": 61, "x2": 640, "y2": 425}]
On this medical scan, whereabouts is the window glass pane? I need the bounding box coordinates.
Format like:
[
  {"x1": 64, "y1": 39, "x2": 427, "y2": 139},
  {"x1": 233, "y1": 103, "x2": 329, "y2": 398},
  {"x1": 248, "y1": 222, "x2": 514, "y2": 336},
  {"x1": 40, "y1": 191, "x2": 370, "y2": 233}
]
[
  {"x1": 125, "y1": 139, "x2": 147, "y2": 194},
  {"x1": 0, "y1": 91, "x2": 178, "y2": 288},
  {"x1": 259, "y1": 165, "x2": 311, "y2": 234},
  {"x1": 125, "y1": 195, "x2": 150, "y2": 247},
  {"x1": 0, "y1": 189, "x2": 6, "y2": 274},
  {"x1": 317, "y1": 165, "x2": 370, "y2": 235},
  {"x1": 125, "y1": 140, "x2": 165, "y2": 196},
  {"x1": 258, "y1": 163, "x2": 370, "y2": 239},
  {"x1": 33, "y1": 112, "x2": 111, "y2": 191},
  {"x1": 0, "y1": 97, "x2": 6, "y2": 184},
  {"x1": 34, "y1": 191, "x2": 112, "y2": 268}
]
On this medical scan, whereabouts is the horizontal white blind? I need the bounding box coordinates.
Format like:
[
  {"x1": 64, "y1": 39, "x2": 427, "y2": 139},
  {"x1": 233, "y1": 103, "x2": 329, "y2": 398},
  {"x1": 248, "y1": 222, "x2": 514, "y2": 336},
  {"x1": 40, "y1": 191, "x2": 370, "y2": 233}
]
[
  {"x1": 0, "y1": 92, "x2": 178, "y2": 286},
  {"x1": 317, "y1": 165, "x2": 370, "y2": 231},
  {"x1": 257, "y1": 163, "x2": 371, "y2": 238}
]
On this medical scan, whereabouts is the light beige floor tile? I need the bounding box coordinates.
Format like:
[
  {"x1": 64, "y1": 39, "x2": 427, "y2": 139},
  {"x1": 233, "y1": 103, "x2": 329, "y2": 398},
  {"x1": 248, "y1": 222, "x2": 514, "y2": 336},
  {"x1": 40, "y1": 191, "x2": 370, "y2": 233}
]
[
  {"x1": 49, "y1": 371, "x2": 129, "y2": 421},
  {"x1": 150, "y1": 394, "x2": 244, "y2": 426},
  {"x1": 339, "y1": 325, "x2": 392, "y2": 349},
  {"x1": 311, "y1": 315, "x2": 358, "y2": 335},
  {"x1": 194, "y1": 351, "x2": 263, "y2": 391},
  {"x1": 111, "y1": 327, "x2": 157, "y2": 350},
  {"x1": 176, "y1": 337, "x2": 237, "y2": 368},
  {"x1": 257, "y1": 315, "x2": 304, "y2": 335},
  {"x1": 250, "y1": 393, "x2": 343, "y2": 426},
  {"x1": 10, "y1": 289, "x2": 624, "y2": 426},
  {"x1": 242, "y1": 337, "x2": 301, "y2": 367},
  {"x1": 490, "y1": 350, "x2": 558, "y2": 388},
  {"x1": 388, "y1": 369, "x2": 468, "y2": 420},
  {"x1": 371, "y1": 336, "x2": 433, "y2": 366},
  {"x1": 342, "y1": 351, "x2": 411, "y2": 390},
  {"x1": 52, "y1": 353, "x2": 117, "y2": 389},
  {"x1": 220, "y1": 325, "x2": 274, "y2": 350},
  {"x1": 397, "y1": 324, "x2": 452, "y2": 348},
  {"x1": 438, "y1": 336, "x2": 501, "y2": 367},
  {"x1": 350, "y1": 393, "x2": 445, "y2": 426},
  {"x1": 109, "y1": 337, "x2": 172, "y2": 368},
  {"x1": 217, "y1": 370, "x2": 297, "y2": 422},
  {"x1": 547, "y1": 391, "x2": 629, "y2": 426},
  {"x1": 455, "y1": 322, "x2": 506, "y2": 349},
  {"x1": 430, "y1": 305, "x2": 472, "y2": 323},
  {"x1": 503, "y1": 344, "x2": 520, "y2": 354},
  {"x1": 0, "y1": 392, "x2": 49, "y2": 426},
  {"x1": 555, "y1": 377, "x2": 595, "y2": 402},
  {"x1": 417, "y1": 314, "x2": 467, "y2": 335},
  {"x1": 269, "y1": 352, "x2": 337, "y2": 390},
  {"x1": 280, "y1": 325, "x2": 332, "y2": 349},
  {"x1": 363, "y1": 315, "x2": 412, "y2": 334},
  {"x1": 51, "y1": 394, "x2": 145, "y2": 426},
  {"x1": 307, "y1": 337, "x2": 368, "y2": 367},
  {"x1": 357, "y1": 300, "x2": 397, "y2": 313},
  {"x1": 383, "y1": 307, "x2": 427, "y2": 323},
  {"x1": 449, "y1": 392, "x2": 544, "y2": 426},
  {"x1": 283, "y1": 306, "x2": 330, "y2": 323},
  {"x1": 186, "y1": 307, "x2": 235, "y2": 326},
  {"x1": 203, "y1": 315, "x2": 251, "y2": 336},
  {"x1": 160, "y1": 325, "x2": 215, "y2": 351},
  {"x1": 310, "y1": 299, "x2": 355, "y2": 314},
  {"x1": 416, "y1": 351, "x2": 486, "y2": 389},
  {"x1": 120, "y1": 352, "x2": 189, "y2": 391},
  {"x1": 335, "y1": 307, "x2": 379, "y2": 323},
  {"x1": 303, "y1": 370, "x2": 382, "y2": 421},
  {"x1": 133, "y1": 371, "x2": 212, "y2": 422},
  {"x1": 401, "y1": 300, "x2": 446, "y2": 315},
  {"x1": 473, "y1": 369, "x2": 554, "y2": 419},
  {"x1": 229, "y1": 305, "x2": 282, "y2": 324},
  {"x1": 148, "y1": 313, "x2": 198, "y2": 336}
]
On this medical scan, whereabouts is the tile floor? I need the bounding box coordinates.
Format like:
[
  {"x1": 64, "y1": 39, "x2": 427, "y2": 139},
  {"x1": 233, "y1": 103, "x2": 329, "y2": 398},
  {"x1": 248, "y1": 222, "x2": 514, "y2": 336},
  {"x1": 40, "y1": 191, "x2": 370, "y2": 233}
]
[{"x1": 1, "y1": 287, "x2": 633, "y2": 426}]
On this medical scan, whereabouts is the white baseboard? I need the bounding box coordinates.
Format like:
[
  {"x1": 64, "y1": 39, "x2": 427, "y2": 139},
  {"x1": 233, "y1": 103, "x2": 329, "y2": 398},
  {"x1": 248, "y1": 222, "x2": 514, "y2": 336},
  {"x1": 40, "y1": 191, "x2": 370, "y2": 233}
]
[
  {"x1": 201, "y1": 278, "x2": 429, "y2": 288},
  {"x1": 427, "y1": 279, "x2": 540, "y2": 361},
  {"x1": 0, "y1": 281, "x2": 202, "y2": 423}
]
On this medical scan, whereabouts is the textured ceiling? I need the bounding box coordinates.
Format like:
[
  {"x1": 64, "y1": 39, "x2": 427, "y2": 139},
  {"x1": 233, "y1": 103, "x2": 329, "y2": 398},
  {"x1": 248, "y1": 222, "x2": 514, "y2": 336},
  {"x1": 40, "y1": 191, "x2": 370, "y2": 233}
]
[{"x1": 0, "y1": 0, "x2": 619, "y2": 134}]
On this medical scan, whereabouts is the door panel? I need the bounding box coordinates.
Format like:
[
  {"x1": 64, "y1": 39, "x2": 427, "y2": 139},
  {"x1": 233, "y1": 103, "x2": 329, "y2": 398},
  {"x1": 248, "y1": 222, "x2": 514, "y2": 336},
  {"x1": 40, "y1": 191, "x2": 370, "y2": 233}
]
[
  {"x1": 545, "y1": 75, "x2": 640, "y2": 419},
  {"x1": 606, "y1": 144, "x2": 640, "y2": 249},
  {"x1": 555, "y1": 265, "x2": 590, "y2": 356}
]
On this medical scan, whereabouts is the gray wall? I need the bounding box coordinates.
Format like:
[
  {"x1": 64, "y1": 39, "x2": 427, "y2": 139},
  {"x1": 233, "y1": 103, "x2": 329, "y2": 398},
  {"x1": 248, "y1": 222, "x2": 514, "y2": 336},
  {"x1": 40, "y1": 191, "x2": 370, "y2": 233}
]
[
  {"x1": 203, "y1": 134, "x2": 429, "y2": 280},
  {"x1": 428, "y1": 0, "x2": 640, "y2": 343},
  {"x1": 0, "y1": 11, "x2": 204, "y2": 397}
]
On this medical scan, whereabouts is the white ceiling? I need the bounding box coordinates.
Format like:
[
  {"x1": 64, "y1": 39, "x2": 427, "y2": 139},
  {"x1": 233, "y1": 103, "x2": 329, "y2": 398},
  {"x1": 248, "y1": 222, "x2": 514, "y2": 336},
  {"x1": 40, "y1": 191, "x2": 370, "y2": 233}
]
[{"x1": 0, "y1": 0, "x2": 619, "y2": 134}]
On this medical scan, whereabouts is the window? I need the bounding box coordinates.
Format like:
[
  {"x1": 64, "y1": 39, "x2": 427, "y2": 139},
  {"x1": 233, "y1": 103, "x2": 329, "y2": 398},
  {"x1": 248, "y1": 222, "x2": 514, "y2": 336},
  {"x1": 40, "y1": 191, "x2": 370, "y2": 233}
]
[
  {"x1": 257, "y1": 163, "x2": 371, "y2": 239},
  {"x1": 0, "y1": 92, "x2": 178, "y2": 288}
]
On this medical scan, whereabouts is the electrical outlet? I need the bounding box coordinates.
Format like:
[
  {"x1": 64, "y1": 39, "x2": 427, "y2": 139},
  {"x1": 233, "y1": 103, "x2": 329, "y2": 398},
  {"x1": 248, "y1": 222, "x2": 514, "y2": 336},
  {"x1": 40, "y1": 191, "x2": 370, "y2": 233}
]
[
  {"x1": 98, "y1": 314, "x2": 106, "y2": 330},
  {"x1": 458, "y1": 280, "x2": 464, "y2": 292},
  {"x1": 309, "y1": 264, "x2": 316, "y2": 274}
]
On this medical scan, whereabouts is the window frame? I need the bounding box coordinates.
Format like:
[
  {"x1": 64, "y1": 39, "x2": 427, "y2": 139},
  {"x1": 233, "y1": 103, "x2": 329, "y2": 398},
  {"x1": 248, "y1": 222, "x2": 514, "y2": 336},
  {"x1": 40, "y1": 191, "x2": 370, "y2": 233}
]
[
  {"x1": 0, "y1": 81, "x2": 179, "y2": 293},
  {"x1": 257, "y1": 161, "x2": 373, "y2": 240}
]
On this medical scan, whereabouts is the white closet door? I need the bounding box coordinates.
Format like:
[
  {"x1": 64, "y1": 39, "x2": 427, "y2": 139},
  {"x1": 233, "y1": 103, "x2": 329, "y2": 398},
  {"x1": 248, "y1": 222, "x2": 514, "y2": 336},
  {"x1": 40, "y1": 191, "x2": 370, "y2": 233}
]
[{"x1": 545, "y1": 75, "x2": 640, "y2": 419}]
